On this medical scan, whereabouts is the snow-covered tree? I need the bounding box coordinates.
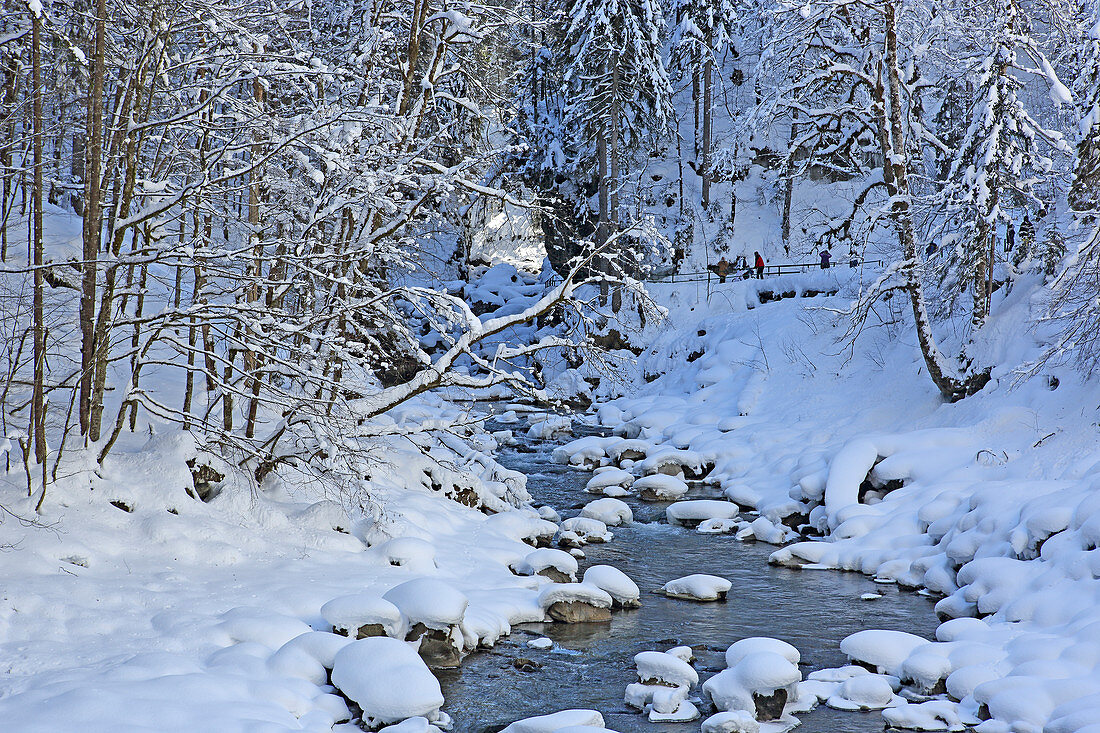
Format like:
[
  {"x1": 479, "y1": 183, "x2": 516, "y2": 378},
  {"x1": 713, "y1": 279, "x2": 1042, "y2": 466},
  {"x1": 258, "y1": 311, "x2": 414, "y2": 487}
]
[
  {"x1": 933, "y1": 0, "x2": 1070, "y2": 336},
  {"x1": 668, "y1": 0, "x2": 738, "y2": 207},
  {"x1": 559, "y1": 0, "x2": 674, "y2": 246}
]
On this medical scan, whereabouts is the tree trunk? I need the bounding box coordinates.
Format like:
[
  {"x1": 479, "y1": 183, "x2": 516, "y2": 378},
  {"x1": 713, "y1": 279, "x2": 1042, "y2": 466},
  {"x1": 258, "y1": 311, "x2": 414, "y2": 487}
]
[
  {"x1": 701, "y1": 32, "x2": 713, "y2": 210},
  {"x1": 884, "y1": 2, "x2": 962, "y2": 401},
  {"x1": 31, "y1": 8, "x2": 46, "y2": 468},
  {"x1": 80, "y1": 0, "x2": 108, "y2": 438}
]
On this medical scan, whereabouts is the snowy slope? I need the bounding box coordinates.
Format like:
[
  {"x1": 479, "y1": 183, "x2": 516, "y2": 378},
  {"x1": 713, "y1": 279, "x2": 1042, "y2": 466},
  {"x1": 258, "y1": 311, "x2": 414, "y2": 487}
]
[{"x1": 566, "y1": 270, "x2": 1100, "y2": 732}]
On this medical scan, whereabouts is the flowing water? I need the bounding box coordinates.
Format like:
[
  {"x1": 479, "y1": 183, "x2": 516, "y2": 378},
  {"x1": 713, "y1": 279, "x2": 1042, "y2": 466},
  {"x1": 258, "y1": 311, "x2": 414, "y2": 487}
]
[{"x1": 438, "y1": 423, "x2": 940, "y2": 732}]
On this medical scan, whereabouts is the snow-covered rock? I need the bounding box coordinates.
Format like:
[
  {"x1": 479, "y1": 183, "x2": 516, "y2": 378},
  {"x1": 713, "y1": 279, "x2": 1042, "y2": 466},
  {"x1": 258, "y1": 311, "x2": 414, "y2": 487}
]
[
  {"x1": 579, "y1": 498, "x2": 633, "y2": 526},
  {"x1": 634, "y1": 650, "x2": 699, "y2": 688},
  {"x1": 703, "y1": 651, "x2": 802, "y2": 721},
  {"x1": 825, "y1": 674, "x2": 897, "y2": 711},
  {"x1": 382, "y1": 578, "x2": 468, "y2": 631},
  {"x1": 537, "y1": 583, "x2": 613, "y2": 623},
  {"x1": 660, "y1": 574, "x2": 732, "y2": 601},
  {"x1": 512, "y1": 548, "x2": 579, "y2": 583},
  {"x1": 321, "y1": 593, "x2": 405, "y2": 639},
  {"x1": 374, "y1": 537, "x2": 438, "y2": 572},
  {"x1": 557, "y1": 517, "x2": 612, "y2": 547},
  {"x1": 528, "y1": 415, "x2": 573, "y2": 439},
  {"x1": 666, "y1": 499, "x2": 740, "y2": 527},
  {"x1": 634, "y1": 474, "x2": 690, "y2": 501},
  {"x1": 330, "y1": 637, "x2": 445, "y2": 726},
  {"x1": 585, "y1": 468, "x2": 635, "y2": 494},
  {"x1": 725, "y1": 638, "x2": 800, "y2": 668},
  {"x1": 499, "y1": 709, "x2": 605, "y2": 733},
  {"x1": 581, "y1": 564, "x2": 641, "y2": 609},
  {"x1": 839, "y1": 629, "x2": 929, "y2": 676},
  {"x1": 701, "y1": 711, "x2": 760, "y2": 733}
]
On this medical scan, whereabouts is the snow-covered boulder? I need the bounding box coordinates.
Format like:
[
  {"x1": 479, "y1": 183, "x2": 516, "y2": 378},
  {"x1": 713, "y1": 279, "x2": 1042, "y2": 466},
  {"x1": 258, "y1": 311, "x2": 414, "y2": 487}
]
[
  {"x1": 500, "y1": 709, "x2": 605, "y2": 733},
  {"x1": 735, "y1": 516, "x2": 793, "y2": 545},
  {"x1": 703, "y1": 651, "x2": 802, "y2": 721},
  {"x1": 667, "y1": 500, "x2": 740, "y2": 527},
  {"x1": 580, "y1": 498, "x2": 633, "y2": 526},
  {"x1": 725, "y1": 638, "x2": 800, "y2": 668},
  {"x1": 881, "y1": 699, "x2": 967, "y2": 731},
  {"x1": 649, "y1": 699, "x2": 700, "y2": 722},
  {"x1": 321, "y1": 593, "x2": 405, "y2": 639},
  {"x1": 511, "y1": 548, "x2": 579, "y2": 583},
  {"x1": 639, "y1": 449, "x2": 711, "y2": 480},
  {"x1": 484, "y1": 510, "x2": 559, "y2": 547},
  {"x1": 330, "y1": 637, "x2": 445, "y2": 727},
  {"x1": 383, "y1": 578, "x2": 469, "y2": 667},
  {"x1": 375, "y1": 537, "x2": 438, "y2": 573},
  {"x1": 660, "y1": 574, "x2": 732, "y2": 602},
  {"x1": 557, "y1": 517, "x2": 612, "y2": 547},
  {"x1": 635, "y1": 474, "x2": 689, "y2": 501},
  {"x1": 825, "y1": 674, "x2": 897, "y2": 711},
  {"x1": 581, "y1": 565, "x2": 640, "y2": 609},
  {"x1": 839, "y1": 629, "x2": 929, "y2": 676},
  {"x1": 378, "y1": 718, "x2": 445, "y2": 733},
  {"x1": 528, "y1": 415, "x2": 572, "y2": 440},
  {"x1": 701, "y1": 711, "x2": 760, "y2": 733},
  {"x1": 585, "y1": 468, "x2": 635, "y2": 495},
  {"x1": 538, "y1": 583, "x2": 613, "y2": 623},
  {"x1": 634, "y1": 650, "x2": 699, "y2": 688}
]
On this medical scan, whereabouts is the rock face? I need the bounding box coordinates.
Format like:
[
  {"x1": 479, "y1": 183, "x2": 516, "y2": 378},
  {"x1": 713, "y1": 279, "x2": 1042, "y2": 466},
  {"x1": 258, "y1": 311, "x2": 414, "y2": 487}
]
[
  {"x1": 537, "y1": 567, "x2": 574, "y2": 584},
  {"x1": 546, "y1": 600, "x2": 612, "y2": 623},
  {"x1": 753, "y1": 689, "x2": 787, "y2": 721}
]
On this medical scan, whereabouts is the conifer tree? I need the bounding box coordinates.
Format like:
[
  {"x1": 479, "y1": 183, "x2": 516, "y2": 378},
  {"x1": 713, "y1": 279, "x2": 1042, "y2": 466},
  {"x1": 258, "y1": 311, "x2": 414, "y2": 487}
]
[{"x1": 560, "y1": 0, "x2": 673, "y2": 245}]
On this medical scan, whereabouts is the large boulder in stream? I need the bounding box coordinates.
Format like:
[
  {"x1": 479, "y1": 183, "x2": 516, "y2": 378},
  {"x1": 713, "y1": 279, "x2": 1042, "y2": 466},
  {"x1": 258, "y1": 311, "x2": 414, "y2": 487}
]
[{"x1": 538, "y1": 583, "x2": 613, "y2": 623}]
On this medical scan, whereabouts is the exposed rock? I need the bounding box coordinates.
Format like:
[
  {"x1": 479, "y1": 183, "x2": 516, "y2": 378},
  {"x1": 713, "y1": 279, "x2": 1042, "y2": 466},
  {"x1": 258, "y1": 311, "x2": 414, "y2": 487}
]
[
  {"x1": 405, "y1": 622, "x2": 462, "y2": 668},
  {"x1": 753, "y1": 688, "x2": 787, "y2": 721},
  {"x1": 536, "y1": 567, "x2": 574, "y2": 584},
  {"x1": 546, "y1": 600, "x2": 612, "y2": 623}
]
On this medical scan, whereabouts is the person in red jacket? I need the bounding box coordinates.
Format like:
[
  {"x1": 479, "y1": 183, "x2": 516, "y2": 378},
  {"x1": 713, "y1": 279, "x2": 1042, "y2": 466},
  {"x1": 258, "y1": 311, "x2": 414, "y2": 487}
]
[{"x1": 754, "y1": 251, "x2": 765, "y2": 279}]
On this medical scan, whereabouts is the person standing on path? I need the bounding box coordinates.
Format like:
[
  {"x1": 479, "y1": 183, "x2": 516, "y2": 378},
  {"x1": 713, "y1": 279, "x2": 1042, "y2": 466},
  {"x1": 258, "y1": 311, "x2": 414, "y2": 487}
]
[
  {"x1": 754, "y1": 251, "x2": 765, "y2": 279},
  {"x1": 820, "y1": 249, "x2": 832, "y2": 269},
  {"x1": 717, "y1": 256, "x2": 730, "y2": 283}
]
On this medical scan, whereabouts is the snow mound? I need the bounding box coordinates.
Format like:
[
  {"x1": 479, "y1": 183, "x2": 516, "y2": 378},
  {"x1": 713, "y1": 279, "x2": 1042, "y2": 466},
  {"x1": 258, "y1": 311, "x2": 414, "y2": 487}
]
[
  {"x1": 378, "y1": 717, "x2": 445, "y2": 733},
  {"x1": 483, "y1": 510, "x2": 559, "y2": 545},
  {"x1": 666, "y1": 499, "x2": 740, "y2": 526},
  {"x1": 321, "y1": 593, "x2": 405, "y2": 638},
  {"x1": 537, "y1": 583, "x2": 614, "y2": 610},
  {"x1": 500, "y1": 709, "x2": 605, "y2": 733},
  {"x1": 634, "y1": 650, "x2": 699, "y2": 688},
  {"x1": 528, "y1": 415, "x2": 573, "y2": 439},
  {"x1": 661, "y1": 574, "x2": 732, "y2": 601},
  {"x1": 825, "y1": 674, "x2": 897, "y2": 711},
  {"x1": 703, "y1": 651, "x2": 802, "y2": 717},
  {"x1": 725, "y1": 638, "x2": 800, "y2": 668},
  {"x1": 585, "y1": 469, "x2": 635, "y2": 494},
  {"x1": 701, "y1": 710, "x2": 760, "y2": 733},
  {"x1": 383, "y1": 578, "x2": 468, "y2": 630},
  {"x1": 558, "y1": 517, "x2": 612, "y2": 546},
  {"x1": 374, "y1": 537, "x2": 438, "y2": 573},
  {"x1": 881, "y1": 699, "x2": 967, "y2": 731},
  {"x1": 513, "y1": 548, "x2": 579, "y2": 581},
  {"x1": 581, "y1": 564, "x2": 641, "y2": 608},
  {"x1": 649, "y1": 699, "x2": 700, "y2": 722},
  {"x1": 839, "y1": 629, "x2": 929, "y2": 676},
  {"x1": 330, "y1": 637, "x2": 444, "y2": 726},
  {"x1": 580, "y1": 498, "x2": 633, "y2": 526},
  {"x1": 634, "y1": 474, "x2": 689, "y2": 500}
]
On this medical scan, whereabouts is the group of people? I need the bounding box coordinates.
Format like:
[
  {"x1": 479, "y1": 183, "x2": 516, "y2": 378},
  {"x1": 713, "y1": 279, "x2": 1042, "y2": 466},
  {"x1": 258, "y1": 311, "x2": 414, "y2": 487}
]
[
  {"x1": 716, "y1": 252, "x2": 767, "y2": 282},
  {"x1": 715, "y1": 249, "x2": 832, "y2": 283}
]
